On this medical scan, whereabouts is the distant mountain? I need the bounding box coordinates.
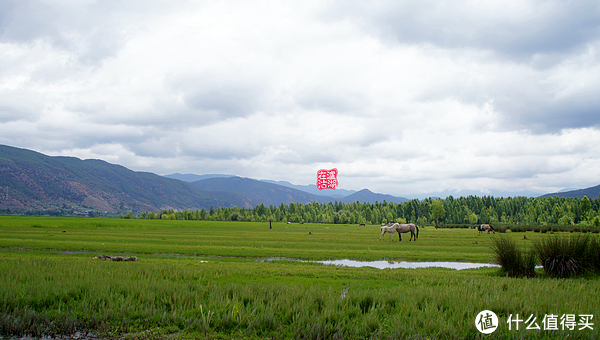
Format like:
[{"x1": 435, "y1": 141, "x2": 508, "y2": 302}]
[
  {"x1": 191, "y1": 176, "x2": 333, "y2": 206},
  {"x1": 167, "y1": 175, "x2": 357, "y2": 198},
  {"x1": 11, "y1": 144, "x2": 576, "y2": 217},
  {"x1": 540, "y1": 184, "x2": 600, "y2": 199},
  {"x1": 176, "y1": 174, "x2": 410, "y2": 204},
  {"x1": 340, "y1": 189, "x2": 409, "y2": 204},
  {"x1": 260, "y1": 179, "x2": 356, "y2": 198},
  {"x1": 0, "y1": 145, "x2": 255, "y2": 213},
  {"x1": 164, "y1": 173, "x2": 234, "y2": 182}
]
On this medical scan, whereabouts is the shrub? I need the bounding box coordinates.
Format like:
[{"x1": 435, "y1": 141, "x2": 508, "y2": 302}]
[
  {"x1": 508, "y1": 225, "x2": 526, "y2": 233},
  {"x1": 533, "y1": 234, "x2": 594, "y2": 278},
  {"x1": 494, "y1": 225, "x2": 508, "y2": 233},
  {"x1": 491, "y1": 236, "x2": 536, "y2": 278}
]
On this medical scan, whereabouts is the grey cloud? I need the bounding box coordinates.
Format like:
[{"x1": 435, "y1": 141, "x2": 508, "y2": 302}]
[
  {"x1": 320, "y1": 1, "x2": 600, "y2": 135},
  {"x1": 411, "y1": 58, "x2": 600, "y2": 135},
  {"x1": 295, "y1": 88, "x2": 367, "y2": 114},
  {"x1": 0, "y1": 0, "x2": 54, "y2": 42},
  {"x1": 327, "y1": 1, "x2": 600, "y2": 62},
  {"x1": 454, "y1": 162, "x2": 557, "y2": 181},
  {"x1": 177, "y1": 144, "x2": 262, "y2": 162},
  {"x1": 124, "y1": 128, "x2": 265, "y2": 161},
  {"x1": 0, "y1": 0, "x2": 136, "y2": 65},
  {"x1": 169, "y1": 74, "x2": 267, "y2": 121},
  {"x1": 66, "y1": 100, "x2": 218, "y2": 130},
  {"x1": 0, "y1": 105, "x2": 40, "y2": 123},
  {"x1": 6, "y1": 121, "x2": 153, "y2": 155},
  {"x1": 490, "y1": 84, "x2": 600, "y2": 133},
  {"x1": 186, "y1": 88, "x2": 260, "y2": 119},
  {"x1": 517, "y1": 101, "x2": 600, "y2": 133}
]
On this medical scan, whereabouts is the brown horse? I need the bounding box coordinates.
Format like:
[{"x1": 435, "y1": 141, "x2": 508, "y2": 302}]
[
  {"x1": 389, "y1": 222, "x2": 419, "y2": 241},
  {"x1": 478, "y1": 224, "x2": 495, "y2": 234}
]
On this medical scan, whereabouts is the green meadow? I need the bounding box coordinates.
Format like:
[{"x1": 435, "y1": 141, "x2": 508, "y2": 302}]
[{"x1": 1, "y1": 216, "x2": 599, "y2": 339}]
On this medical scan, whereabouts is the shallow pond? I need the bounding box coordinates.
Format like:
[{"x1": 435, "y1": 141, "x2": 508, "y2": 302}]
[
  {"x1": 6, "y1": 248, "x2": 500, "y2": 270},
  {"x1": 313, "y1": 259, "x2": 500, "y2": 270},
  {"x1": 259, "y1": 258, "x2": 500, "y2": 270}
]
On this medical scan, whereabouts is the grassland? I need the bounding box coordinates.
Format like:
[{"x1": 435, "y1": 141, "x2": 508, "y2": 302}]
[
  {"x1": 1, "y1": 216, "x2": 600, "y2": 339},
  {"x1": 0, "y1": 216, "x2": 509, "y2": 261}
]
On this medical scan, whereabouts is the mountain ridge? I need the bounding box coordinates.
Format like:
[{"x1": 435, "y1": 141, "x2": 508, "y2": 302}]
[
  {"x1": 340, "y1": 188, "x2": 408, "y2": 204},
  {"x1": 191, "y1": 176, "x2": 332, "y2": 206},
  {"x1": 0, "y1": 145, "x2": 408, "y2": 214},
  {"x1": 0, "y1": 145, "x2": 255, "y2": 213},
  {"x1": 1, "y1": 145, "x2": 598, "y2": 215},
  {"x1": 540, "y1": 184, "x2": 600, "y2": 199},
  {"x1": 191, "y1": 177, "x2": 409, "y2": 205},
  {"x1": 259, "y1": 179, "x2": 356, "y2": 198}
]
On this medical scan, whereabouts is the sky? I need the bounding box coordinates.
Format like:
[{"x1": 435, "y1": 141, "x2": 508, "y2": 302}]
[{"x1": 1, "y1": 0, "x2": 600, "y2": 199}]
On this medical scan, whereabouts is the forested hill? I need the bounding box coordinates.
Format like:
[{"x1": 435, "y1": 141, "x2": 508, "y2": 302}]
[
  {"x1": 540, "y1": 184, "x2": 600, "y2": 199},
  {"x1": 0, "y1": 145, "x2": 255, "y2": 214}
]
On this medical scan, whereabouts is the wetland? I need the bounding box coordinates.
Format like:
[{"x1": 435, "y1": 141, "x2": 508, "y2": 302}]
[{"x1": 1, "y1": 216, "x2": 599, "y2": 339}]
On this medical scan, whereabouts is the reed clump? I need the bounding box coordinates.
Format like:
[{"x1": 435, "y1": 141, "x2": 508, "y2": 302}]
[
  {"x1": 490, "y1": 236, "x2": 536, "y2": 278},
  {"x1": 492, "y1": 234, "x2": 600, "y2": 278},
  {"x1": 534, "y1": 234, "x2": 599, "y2": 278}
]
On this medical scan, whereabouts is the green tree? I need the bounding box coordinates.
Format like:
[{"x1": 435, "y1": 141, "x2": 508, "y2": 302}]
[
  {"x1": 581, "y1": 196, "x2": 592, "y2": 221},
  {"x1": 468, "y1": 212, "x2": 478, "y2": 224},
  {"x1": 431, "y1": 199, "x2": 446, "y2": 225}
]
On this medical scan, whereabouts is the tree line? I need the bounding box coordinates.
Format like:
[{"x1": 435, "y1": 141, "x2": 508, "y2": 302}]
[{"x1": 128, "y1": 195, "x2": 600, "y2": 227}]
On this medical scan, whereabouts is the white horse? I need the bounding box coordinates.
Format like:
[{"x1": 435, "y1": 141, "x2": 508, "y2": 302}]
[
  {"x1": 389, "y1": 222, "x2": 419, "y2": 241},
  {"x1": 380, "y1": 224, "x2": 398, "y2": 241}
]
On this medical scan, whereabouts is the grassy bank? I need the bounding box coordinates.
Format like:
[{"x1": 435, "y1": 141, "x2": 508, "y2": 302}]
[{"x1": 1, "y1": 216, "x2": 599, "y2": 339}]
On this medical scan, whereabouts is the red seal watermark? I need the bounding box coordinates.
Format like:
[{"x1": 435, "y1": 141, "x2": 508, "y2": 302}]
[{"x1": 317, "y1": 168, "x2": 338, "y2": 190}]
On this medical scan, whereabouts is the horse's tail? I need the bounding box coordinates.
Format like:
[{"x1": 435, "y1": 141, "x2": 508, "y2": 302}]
[{"x1": 416, "y1": 226, "x2": 419, "y2": 240}]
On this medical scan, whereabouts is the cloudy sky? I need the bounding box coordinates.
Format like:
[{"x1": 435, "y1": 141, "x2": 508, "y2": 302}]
[{"x1": 1, "y1": 0, "x2": 600, "y2": 198}]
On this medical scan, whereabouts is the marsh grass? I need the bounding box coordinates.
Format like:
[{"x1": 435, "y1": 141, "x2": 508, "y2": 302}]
[
  {"x1": 591, "y1": 236, "x2": 600, "y2": 272},
  {"x1": 490, "y1": 236, "x2": 536, "y2": 278},
  {"x1": 492, "y1": 233, "x2": 600, "y2": 279},
  {"x1": 534, "y1": 234, "x2": 599, "y2": 278}
]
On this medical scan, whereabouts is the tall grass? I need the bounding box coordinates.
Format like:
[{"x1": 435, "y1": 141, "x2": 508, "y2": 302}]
[
  {"x1": 591, "y1": 237, "x2": 600, "y2": 272},
  {"x1": 534, "y1": 234, "x2": 599, "y2": 278},
  {"x1": 492, "y1": 234, "x2": 600, "y2": 278},
  {"x1": 490, "y1": 236, "x2": 536, "y2": 278}
]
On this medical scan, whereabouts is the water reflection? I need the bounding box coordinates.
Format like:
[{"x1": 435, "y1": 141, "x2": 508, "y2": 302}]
[{"x1": 315, "y1": 259, "x2": 499, "y2": 270}]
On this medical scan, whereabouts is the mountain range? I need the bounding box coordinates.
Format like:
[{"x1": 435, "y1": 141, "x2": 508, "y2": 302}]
[
  {"x1": 0, "y1": 145, "x2": 407, "y2": 214},
  {"x1": 164, "y1": 173, "x2": 359, "y2": 198},
  {"x1": 0, "y1": 144, "x2": 597, "y2": 215},
  {"x1": 0, "y1": 145, "x2": 257, "y2": 213}
]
